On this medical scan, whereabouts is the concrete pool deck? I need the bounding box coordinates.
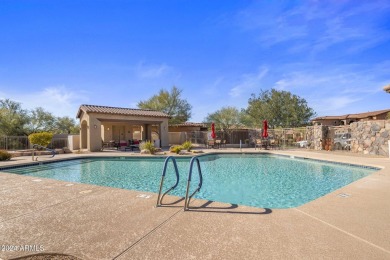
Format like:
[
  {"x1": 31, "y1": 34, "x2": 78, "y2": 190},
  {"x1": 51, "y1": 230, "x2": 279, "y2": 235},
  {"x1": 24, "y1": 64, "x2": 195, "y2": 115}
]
[{"x1": 0, "y1": 149, "x2": 389, "y2": 259}]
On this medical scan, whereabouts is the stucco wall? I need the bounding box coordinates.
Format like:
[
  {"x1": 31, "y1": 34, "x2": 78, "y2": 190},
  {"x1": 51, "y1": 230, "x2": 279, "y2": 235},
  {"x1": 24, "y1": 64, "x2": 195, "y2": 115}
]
[
  {"x1": 67, "y1": 135, "x2": 80, "y2": 150},
  {"x1": 168, "y1": 132, "x2": 187, "y2": 145}
]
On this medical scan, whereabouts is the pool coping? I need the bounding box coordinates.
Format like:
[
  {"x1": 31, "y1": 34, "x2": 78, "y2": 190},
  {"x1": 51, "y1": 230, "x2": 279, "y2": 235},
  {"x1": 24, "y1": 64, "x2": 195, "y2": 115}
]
[
  {"x1": 1, "y1": 149, "x2": 390, "y2": 259},
  {"x1": 0, "y1": 151, "x2": 383, "y2": 171}
]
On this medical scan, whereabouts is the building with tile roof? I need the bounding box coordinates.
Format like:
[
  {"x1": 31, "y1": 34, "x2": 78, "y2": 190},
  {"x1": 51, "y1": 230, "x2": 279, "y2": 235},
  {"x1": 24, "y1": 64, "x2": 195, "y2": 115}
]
[
  {"x1": 76, "y1": 104, "x2": 170, "y2": 151},
  {"x1": 311, "y1": 109, "x2": 390, "y2": 126}
]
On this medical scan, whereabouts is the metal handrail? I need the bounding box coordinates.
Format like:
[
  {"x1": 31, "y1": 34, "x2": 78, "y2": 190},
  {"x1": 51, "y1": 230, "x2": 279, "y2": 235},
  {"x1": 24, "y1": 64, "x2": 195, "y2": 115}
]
[
  {"x1": 156, "y1": 156, "x2": 180, "y2": 207},
  {"x1": 32, "y1": 144, "x2": 56, "y2": 158},
  {"x1": 184, "y1": 156, "x2": 203, "y2": 211}
]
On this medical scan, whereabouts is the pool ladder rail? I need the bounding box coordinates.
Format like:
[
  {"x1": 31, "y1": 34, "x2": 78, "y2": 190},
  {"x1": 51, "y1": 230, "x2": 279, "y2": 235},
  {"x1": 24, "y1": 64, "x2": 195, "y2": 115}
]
[
  {"x1": 156, "y1": 156, "x2": 180, "y2": 207},
  {"x1": 156, "y1": 156, "x2": 203, "y2": 211},
  {"x1": 184, "y1": 157, "x2": 203, "y2": 211}
]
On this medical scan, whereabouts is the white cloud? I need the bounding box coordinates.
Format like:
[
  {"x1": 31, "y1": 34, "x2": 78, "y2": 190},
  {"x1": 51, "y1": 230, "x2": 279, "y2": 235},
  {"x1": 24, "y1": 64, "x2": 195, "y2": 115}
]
[
  {"x1": 135, "y1": 62, "x2": 173, "y2": 78},
  {"x1": 229, "y1": 67, "x2": 268, "y2": 97},
  {"x1": 235, "y1": 1, "x2": 390, "y2": 53},
  {"x1": 2, "y1": 86, "x2": 88, "y2": 118},
  {"x1": 322, "y1": 96, "x2": 361, "y2": 111},
  {"x1": 270, "y1": 62, "x2": 390, "y2": 117}
]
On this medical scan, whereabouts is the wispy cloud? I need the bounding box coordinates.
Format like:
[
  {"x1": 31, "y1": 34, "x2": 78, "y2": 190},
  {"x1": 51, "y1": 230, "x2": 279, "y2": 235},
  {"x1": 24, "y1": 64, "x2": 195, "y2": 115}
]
[
  {"x1": 315, "y1": 96, "x2": 362, "y2": 114},
  {"x1": 202, "y1": 77, "x2": 225, "y2": 96},
  {"x1": 229, "y1": 67, "x2": 268, "y2": 97},
  {"x1": 2, "y1": 86, "x2": 88, "y2": 117},
  {"x1": 135, "y1": 62, "x2": 173, "y2": 78},
  {"x1": 271, "y1": 61, "x2": 390, "y2": 116},
  {"x1": 235, "y1": 1, "x2": 390, "y2": 54}
]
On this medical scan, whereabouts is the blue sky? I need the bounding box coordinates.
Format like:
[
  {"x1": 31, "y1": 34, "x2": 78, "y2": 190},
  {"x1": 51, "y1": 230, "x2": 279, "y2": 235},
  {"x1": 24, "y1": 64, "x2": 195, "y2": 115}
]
[{"x1": 1, "y1": 0, "x2": 390, "y2": 122}]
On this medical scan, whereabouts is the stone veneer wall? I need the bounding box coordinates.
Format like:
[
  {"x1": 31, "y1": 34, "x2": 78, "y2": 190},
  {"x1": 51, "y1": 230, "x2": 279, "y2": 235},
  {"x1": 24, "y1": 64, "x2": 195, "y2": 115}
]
[
  {"x1": 350, "y1": 120, "x2": 390, "y2": 156},
  {"x1": 305, "y1": 120, "x2": 390, "y2": 156},
  {"x1": 306, "y1": 125, "x2": 327, "y2": 150}
]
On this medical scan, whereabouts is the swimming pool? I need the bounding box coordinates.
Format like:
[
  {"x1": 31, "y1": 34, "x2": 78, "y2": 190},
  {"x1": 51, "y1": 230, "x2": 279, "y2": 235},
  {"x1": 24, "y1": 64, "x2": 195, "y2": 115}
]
[{"x1": 1, "y1": 153, "x2": 378, "y2": 208}]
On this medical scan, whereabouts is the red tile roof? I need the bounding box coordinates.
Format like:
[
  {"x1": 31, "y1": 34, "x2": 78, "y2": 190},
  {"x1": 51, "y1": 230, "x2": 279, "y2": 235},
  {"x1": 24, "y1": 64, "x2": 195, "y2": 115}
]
[
  {"x1": 76, "y1": 104, "x2": 170, "y2": 118},
  {"x1": 169, "y1": 122, "x2": 207, "y2": 127},
  {"x1": 312, "y1": 109, "x2": 390, "y2": 121}
]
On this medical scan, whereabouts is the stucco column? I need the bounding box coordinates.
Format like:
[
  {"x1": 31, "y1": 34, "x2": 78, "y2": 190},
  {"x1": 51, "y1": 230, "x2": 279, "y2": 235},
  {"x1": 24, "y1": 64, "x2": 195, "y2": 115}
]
[
  {"x1": 146, "y1": 124, "x2": 152, "y2": 141},
  {"x1": 160, "y1": 120, "x2": 169, "y2": 147},
  {"x1": 80, "y1": 120, "x2": 88, "y2": 150},
  {"x1": 88, "y1": 117, "x2": 102, "y2": 152}
]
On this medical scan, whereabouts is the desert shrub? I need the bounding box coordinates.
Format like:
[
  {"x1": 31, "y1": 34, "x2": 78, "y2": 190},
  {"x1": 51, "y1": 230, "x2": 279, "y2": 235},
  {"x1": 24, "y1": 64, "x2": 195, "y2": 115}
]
[
  {"x1": 140, "y1": 141, "x2": 156, "y2": 154},
  {"x1": 0, "y1": 150, "x2": 12, "y2": 161},
  {"x1": 28, "y1": 132, "x2": 53, "y2": 148},
  {"x1": 182, "y1": 141, "x2": 193, "y2": 151},
  {"x1": 170, "y1": 145, "x2": 183, "y2": 154}
]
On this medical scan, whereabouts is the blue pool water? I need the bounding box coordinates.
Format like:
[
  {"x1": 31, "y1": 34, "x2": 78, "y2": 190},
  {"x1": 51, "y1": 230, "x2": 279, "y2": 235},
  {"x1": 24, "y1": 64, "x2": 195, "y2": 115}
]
[{"x1": 2, "y1": 154, "x2": 377, "y2": 208}]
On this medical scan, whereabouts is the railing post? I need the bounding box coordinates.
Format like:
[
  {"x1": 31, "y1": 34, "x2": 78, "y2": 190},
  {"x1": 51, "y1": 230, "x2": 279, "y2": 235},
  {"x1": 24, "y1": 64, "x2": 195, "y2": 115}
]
[
  {"x1": 156, "y1": 156, "x2": 180, "y2": 207},
  {"x1": 184, "y1": 157, "x2": 203, "y2": 211}
]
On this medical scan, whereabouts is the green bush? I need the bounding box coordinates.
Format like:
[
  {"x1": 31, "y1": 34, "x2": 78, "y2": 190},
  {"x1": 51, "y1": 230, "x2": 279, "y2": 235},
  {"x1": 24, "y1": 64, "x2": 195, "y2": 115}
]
[
  {"x1": 140, "y1": 141, "x2": 156, "y2": 154},
  {"x1": 28, "y1": 132, "x2": 53, "y2": 148},
  {"x1": 182, "y1": 141, "x2": 193, "y2": 151},
  {"x1": 0, "y1": 150, "x2": 12, "y2": 161},
  {"x1": 170, "y1": 145, "x2": 183, "y2": 154}
]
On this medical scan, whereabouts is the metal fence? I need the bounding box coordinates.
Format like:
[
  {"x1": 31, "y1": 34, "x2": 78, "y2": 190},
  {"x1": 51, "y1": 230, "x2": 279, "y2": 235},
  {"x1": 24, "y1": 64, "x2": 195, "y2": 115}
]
[
  {"x1": 186, "y1": 127, "x2": 310, "y2": 149},
  {"x1": 324, "y1": 126, "x2": 352, "y2": 151},
  {"x1": 0, "y1": 136, "x2": 69, "y2": 150}
]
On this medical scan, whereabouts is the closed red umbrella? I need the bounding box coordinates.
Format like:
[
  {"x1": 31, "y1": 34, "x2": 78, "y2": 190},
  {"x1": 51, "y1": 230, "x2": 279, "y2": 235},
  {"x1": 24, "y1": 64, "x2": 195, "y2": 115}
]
[
  {"x1": 262, "y1": 120, "x2": 268, "y2": 138},
  {"x1": 211, "y1": 123, "x2": 216, "y2": 139}
]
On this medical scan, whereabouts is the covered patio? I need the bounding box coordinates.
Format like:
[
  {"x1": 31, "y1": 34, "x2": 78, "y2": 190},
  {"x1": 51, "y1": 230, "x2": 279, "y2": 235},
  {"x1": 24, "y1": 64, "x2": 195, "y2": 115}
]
[{"x1": 76, "y1": 105, "x2": 170, "y2": 152}]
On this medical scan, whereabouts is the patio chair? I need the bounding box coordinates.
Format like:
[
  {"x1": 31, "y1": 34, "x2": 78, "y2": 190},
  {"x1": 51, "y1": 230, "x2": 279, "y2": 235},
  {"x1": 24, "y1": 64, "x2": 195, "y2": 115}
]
[
  {"x1": 215, "y1": 139, "x2": 221, "y2": 149},
  {"x1": 262, "y1": 139, "x2": 270, "y2": 150},
  {"x1": 270, "y1": 139, "x2": 280, "y2": 149},
  {"x1": 109, "y1": 140, "x2": 119, "y2": 149},
  {"x1": 255, "y1": 139, "x2": 263, "y2": 150},
  {"x1": 207, "y1": 140, "x2": 215, "y2": 148},
  {"x1": 101, "y1": 141, "x2": 110, "y2": 151},
  {"x1": 124, "y1": 139, "x2": 140, "y2": 151}
]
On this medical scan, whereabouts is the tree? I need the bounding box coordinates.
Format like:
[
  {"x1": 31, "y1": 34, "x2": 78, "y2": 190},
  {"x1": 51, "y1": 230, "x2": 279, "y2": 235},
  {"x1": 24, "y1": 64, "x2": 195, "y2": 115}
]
[
  {"x1": 28, "y1": 132, "x2": 53, "y2": 147},
  {"x1": 137, "y1": 86, "x2": 192, "y2": 124},
  {"x1": 27, "y1": 107, "x2": 56, "y2": 134},
  {"x1": 0, "y1": 99, "x2": 29, "y2": 135},
  {"x1": 54, "y1": 116, "x2": 80, "y2": 134},
  {"x1": 204, "y1": 107, "x2": 243, "y2": 142},
  {"x1": 244, "y1": 89, "x2": 316, "y2": 128}
]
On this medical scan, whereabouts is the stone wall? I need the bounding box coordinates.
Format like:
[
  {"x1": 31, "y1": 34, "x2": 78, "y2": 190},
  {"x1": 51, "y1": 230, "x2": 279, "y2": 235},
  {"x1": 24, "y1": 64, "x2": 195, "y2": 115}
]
[
  {"x1": 305, "y1": 120, "x2": 390, "y2": 156},
  {"x1": 350, "y1": 120, "x2": 390, "y2": 156},
  {"x1": 306, "y1": 125, "x2": 327, "y2": 150}
]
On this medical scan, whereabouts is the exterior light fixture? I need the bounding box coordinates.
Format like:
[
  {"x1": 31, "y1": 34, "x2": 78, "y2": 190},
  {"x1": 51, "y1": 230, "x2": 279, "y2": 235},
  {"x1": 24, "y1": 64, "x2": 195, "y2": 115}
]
[{"x1": 94, "y1": 125, "x2": 97, "y2": 129}]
